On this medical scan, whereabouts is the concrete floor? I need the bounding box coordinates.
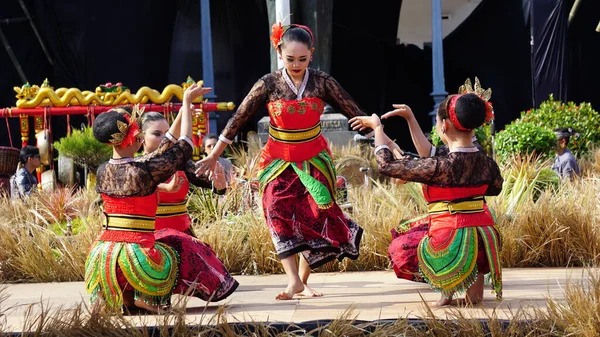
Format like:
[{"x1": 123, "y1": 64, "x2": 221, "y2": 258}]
[{"x1": 1, "y1": 268, "x2": 592, "y2": 331}]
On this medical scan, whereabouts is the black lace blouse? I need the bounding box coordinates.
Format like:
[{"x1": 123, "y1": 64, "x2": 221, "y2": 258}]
[
  {"x1": 96, "y1": 138, "x2": 193, "y2": 197},
  {"x1": 220, "y1": 68, "x2": 372, "y2": 140},
  {"x1": 375, "y1": 147, "x2": 503, "y2": 196}
]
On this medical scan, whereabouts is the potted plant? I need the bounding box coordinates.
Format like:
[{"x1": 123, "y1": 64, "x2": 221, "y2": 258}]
[{"x1": 53, "y1": 126, "x2": 112, "y2": 189}]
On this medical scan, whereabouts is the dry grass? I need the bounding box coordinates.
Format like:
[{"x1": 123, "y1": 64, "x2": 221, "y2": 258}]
[
  {"x1": 0, "y1": 188, "x2": 100, "y2": 282},
  {"x1": 1, "y1": 145, "x2": 599, "y2": 282},
  {"x1": 579, "y1": 147, "x2": 600, "y2": 177},
  {"x1": 494, "y1": 177, "x2": 600, "y2": 267},
  {"x1": 541, "y1": 268, "x2": 600, "y2": 336},
  {"x1": 491, "y1": 151, "x2": 600, "y2": 267}
]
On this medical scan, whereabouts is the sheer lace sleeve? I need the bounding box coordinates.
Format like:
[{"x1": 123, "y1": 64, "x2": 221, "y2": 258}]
[
  {"x1": 96, "y1": 140, "x2": 193, "y2": 197},
  {"x1": 323, "y1": 75, "x2": 373, "y2": 135},
  {"x1": 485, "y1": 159, "x2": 504, "y2": 196},
  {"x1": 221, "y1": 78, "x2": 268, "y2": 140},
  {"x1": 156, "y1": 135, "x2": 175, "y2": 154},
  {"x1": 376, "y1": 147, "x2": 442, "y2": 184},
  {"x1": 431, "y1": 145, "x2": 449, "y2": 157},
  {"x1": 182, "y1": 160, "x2": 212, "y2": 189},
  {"x1": 145, "y1": 140, "x2": 193, "y2": 185},
  {"x1": 377, "y1": 146, "x2": 504, "y2": 191}
]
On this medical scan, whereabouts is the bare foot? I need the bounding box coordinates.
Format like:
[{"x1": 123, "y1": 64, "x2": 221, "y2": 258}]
[
  {"x1": 275, "y1": 283, "x2": 304, "y2": 300},
  {"x1": 430, "y1": 297, "x2": 455, "y2": 307},
  {"x1": 297, "y1": 284, "x2": 323, "y2": 297},
  {"x1": 134, "y1": 300, "x2": 162, "y2": 313}
]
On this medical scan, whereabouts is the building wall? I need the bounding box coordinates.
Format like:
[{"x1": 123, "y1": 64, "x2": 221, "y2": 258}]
[{"x1": 397, "y1": 0, "x2": 482, "y2": 47}]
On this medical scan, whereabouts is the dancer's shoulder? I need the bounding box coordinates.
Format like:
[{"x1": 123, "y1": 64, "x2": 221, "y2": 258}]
[
  {"x1": 260, "y1": 71, "x2": 282, "y2": 85},
  {"x1": 308, "y1": 68, "x2": 331, "y2": 81}
]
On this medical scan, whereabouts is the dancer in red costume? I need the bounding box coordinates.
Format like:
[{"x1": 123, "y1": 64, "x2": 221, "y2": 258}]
[
  {"x1": 196, "y1": 22, "x2": 373, "y2": 300},
  {"x1": 350, "y1": 80, "x2": 503, "y2": 306},
  {"x1": 85, "y1": 84, "x2": 238, "y2": 314},
  {"x1": 140, "y1": 112, "x2": 227, "y2": 235}
]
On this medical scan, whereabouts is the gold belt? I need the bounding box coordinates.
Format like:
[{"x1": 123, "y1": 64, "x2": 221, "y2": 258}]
[
  {"x1": 427, "y1": 199, "x2": 485, "y2": 215},
  {"x1": 269, "y1": 122, "x2": 322, "y2": 143},
  {"x1": 104, "y1": 214, "x2": 155, "y2": 232},
  {"x1": 156, "y1": 202, "x2": 187, "y2": 217}
]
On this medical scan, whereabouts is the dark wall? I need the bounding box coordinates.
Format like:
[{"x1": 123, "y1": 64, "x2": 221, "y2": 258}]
[
  {"x1": 1, "y1": 0, "x2": 599, "y2": 151},
  {"x1": 443, "y1": 0, "x2": 534, "y2": 130},
  {"x1": 0, "y1": 0, "x2": 270, "y2": 147},
  {"x1": 331, "y1": 0, "x2": 401, "y2": 116},
  {"x1": 328, "y1": 0, "x2": 535, "y2": 152},
  {"x1": 566, "y1": 0, "x2": 600, "y2": 108},
  {"x1": 329, "y1": 0, "x2": 599, "y2": 152},
  {"x1": 167, "y1": 0, "x2": 270, "y2": 136}
]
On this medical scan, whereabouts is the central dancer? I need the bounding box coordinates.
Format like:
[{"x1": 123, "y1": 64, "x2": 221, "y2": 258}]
[{"x1": 196, "y1": 22, "x2": 372, "y2": 300}]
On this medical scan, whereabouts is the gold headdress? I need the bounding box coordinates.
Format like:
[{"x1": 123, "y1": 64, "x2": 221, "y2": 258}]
[
  {"x1": 457, "y1": 77, "x2": 494, "y2": 123},
  {"x1": 109, "y1": 104, "x2": 144, "y2": 147},
  {"x1": 458, "y1": 77, "x2": 492, "y2": 102}
]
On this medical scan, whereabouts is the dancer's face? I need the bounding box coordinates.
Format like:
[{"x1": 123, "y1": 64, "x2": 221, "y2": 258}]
[
  {"x1": 143, "y1": 120, "x2": 169, "y2": 154},
  {"x1": 279, "y1": 41, "x2": 314, "y2": 78}
]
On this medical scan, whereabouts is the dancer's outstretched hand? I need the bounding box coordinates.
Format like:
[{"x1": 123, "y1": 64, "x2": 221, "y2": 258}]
[
  {"x1": 349, "y1": 114, "x2": 381, "y2": 132},
  {"x1": 183, "y1": 83, "x2": 213, "y2": 103},
  {"x1": 159, "y1": 174, "x2": 184, "y2": 193},
  {"x1": 210, "y1": 162, "x2": 227, "y2": 191},
  {"x1": 195, "y1": 154, "x2": 218, "y2": 177},
  {"x1": 382, "y1": 104, "x2": 414, "y2": 120}
]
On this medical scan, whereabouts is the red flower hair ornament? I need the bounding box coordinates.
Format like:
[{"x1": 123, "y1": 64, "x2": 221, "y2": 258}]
[
  {"x1": 448, "y1": 77, "x2": 494, "y2": 131},
  {"x1": 270, "y1": 22, "x2": 314, "y2": 49},
  {"x1": 270, "y1": 22, "x2": 286, "y2": 49},
  {"x1": 109, "y1": 104, "x2": 144, "y2": 148}
]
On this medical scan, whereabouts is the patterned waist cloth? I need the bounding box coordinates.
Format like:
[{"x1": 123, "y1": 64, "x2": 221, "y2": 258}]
[
  {"x1": 268, "y1": 122, "x2": 322, "y2": 144},
  {"x1": 427, "y1": 197, "x2": 485, "y2": 215},
  {"x1": 104, "y1": 213, "x2": 156, "y2": 232},
  {"x1": 156, "y1": 201, "x2": 187, "y2": 218}
]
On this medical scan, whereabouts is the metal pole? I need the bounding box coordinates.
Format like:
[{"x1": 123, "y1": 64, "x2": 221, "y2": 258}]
[
  {"x1": 275, "y1": 0, "x2": 291, "y2": 69},
  {"x1": 200, "y1": 0, "x2": 218, "y2": 133},
  {"x1": 200, "y1": 0, "x2": 216, "y2": 101},
  {"x1": 428, "y1": 0, "x2": 448, "y2": 125},
  {"x1": 529, "y1": 3, "x2": 536, "y2": 107}
]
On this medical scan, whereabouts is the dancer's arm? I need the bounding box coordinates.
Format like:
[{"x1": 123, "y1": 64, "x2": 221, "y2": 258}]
[
  {"x1": 184, "y1": 160, "x2": 227, "y2": 194},
  {"x1": 350, "y1": 114, "x2": 442, "y2": 184},
  {"x1": 166, "y1": 105, "x2": 185, "y2": 140},
  {"x1": 323, "y1": 75, "x2": 374, "y2": 137},
  {"x1": 381, "y1": 104, "x2": 432, "y2": 157},
  {"x1": 146, "y1": 84, "x2": 205, "y2": 184},
  {"x1": 158, "y1": 173, "x2": 184, "y2": 193},
  {"x1": 195, "y1": 78, "x2": 267, "y2": 176},
  {"x1": 485, "y1": 159, "x2": 504, "y2": 196}
]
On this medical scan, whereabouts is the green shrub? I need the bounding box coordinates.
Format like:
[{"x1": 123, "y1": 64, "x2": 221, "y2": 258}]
[
  {"x1": 520, "y1": 95, "x2": 600, "y2": 157},
  {"x1": 54, "y1": 127, "x2": 112, "y2": 172},
  {"x1": 495, "y1": 122, "x2": 557, "y2": 163}
]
